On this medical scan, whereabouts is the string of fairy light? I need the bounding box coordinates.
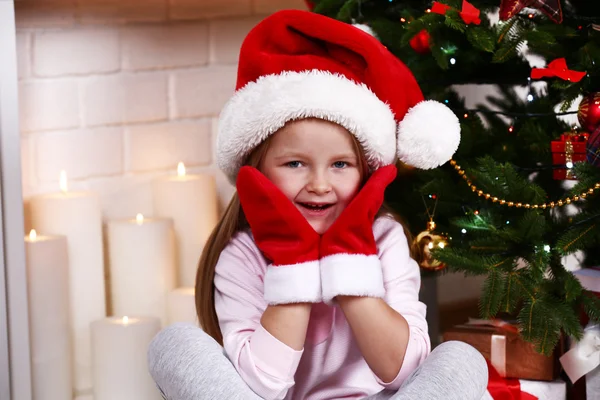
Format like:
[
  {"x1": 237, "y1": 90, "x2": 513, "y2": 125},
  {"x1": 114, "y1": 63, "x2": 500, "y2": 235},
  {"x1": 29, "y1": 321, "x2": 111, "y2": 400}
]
[{"x1": 449, "y1": 159, "x2": 600, "y2": 209}]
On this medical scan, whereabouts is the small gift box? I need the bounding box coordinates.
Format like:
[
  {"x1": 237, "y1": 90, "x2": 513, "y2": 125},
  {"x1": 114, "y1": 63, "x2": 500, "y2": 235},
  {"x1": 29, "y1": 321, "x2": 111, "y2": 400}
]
[
  {"x1": 442, "y1": 318, "x2": 562, "y2": 381},
  {"x1": 551, "y1": 132, "x2": 589, "y2": 180}
]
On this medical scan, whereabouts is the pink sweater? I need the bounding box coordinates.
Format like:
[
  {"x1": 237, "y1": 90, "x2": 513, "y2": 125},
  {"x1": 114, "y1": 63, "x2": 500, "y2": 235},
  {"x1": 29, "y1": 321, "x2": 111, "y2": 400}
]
[{"x1": 213, "y1": 216, "x2": 431, "y2": 400}]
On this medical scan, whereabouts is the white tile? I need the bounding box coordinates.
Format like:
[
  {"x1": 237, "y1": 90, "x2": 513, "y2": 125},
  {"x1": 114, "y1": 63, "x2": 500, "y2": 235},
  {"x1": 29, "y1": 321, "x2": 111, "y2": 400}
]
[
  {"x1": 16, "y1": 32, "x2": 31, "y2": 80},
  {"x1": 75, "y1": 0, "x2": 167, "y2": 24},
  {"x1": 252, "y1": 0, "x2": 308, "y2": 14},
  {"x1": 83, "y1": 72, "x2": 168, "y2": 126},
  {"x1": 19, "y1": 79, "x2": 80, "y2": 133},
  {"x1": 21, "y1": 135, "x2": 35, "y2": 197},
  {"x1": 122, "y1": 23, "x2": 209, "y2": 70},
  {"x1": 127, "y1": 120, "x2": 212, "y2": 172},
  {"x1": 15, "y1": 0, "x2": 76, "y2": 29},
  {"x1": 172, "y1": 66, "x2": 236, "y2": 118},
  {"x1": 86, "y1": 175, "x2": 155, "y2": 221},
  {"x1": 209, "y1": 16, "x2": 262, "y2": 64},
  {"x1": 34, "y1": 29, "x2": 119, "y2": 76},
  {"x1": 169, "y1": 0, "x2": 252, "y2": 20},
  {"x1": 35, "y1": 127, "x2": 123, "y2": 181}
]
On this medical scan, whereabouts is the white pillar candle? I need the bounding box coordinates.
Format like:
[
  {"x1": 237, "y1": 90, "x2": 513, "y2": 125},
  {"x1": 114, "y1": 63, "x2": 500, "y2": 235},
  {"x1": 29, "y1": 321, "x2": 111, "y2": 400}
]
[
  {"x1": 167, "y1": 287, "x2": 197, "y2": 326},
  {"x1": 153, "y1": 162, "x2": 219, "y2": 287},
  {"x1": 29, "y1": 171, "x2": 106, "y2": 393},
  {"x1": 91, "y1": 316, "x2": 162, "y2": 400},
  {"x1": 25, "y1": 230, "x2": 72, "y2": 400},
  {"x1": 107, "y1": 214, "x2": 176, "y2": 326}
]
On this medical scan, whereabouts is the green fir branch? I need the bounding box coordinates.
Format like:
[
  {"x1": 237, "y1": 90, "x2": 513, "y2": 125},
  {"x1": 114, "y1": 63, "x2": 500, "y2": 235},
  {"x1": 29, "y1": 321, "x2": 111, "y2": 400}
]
[
  {"x1": 466, "y1": 26, "x2": 496, "y2": 53},
  {"x1": 493, "y1": 34, "x2": 526, "y2": 63},
  {"x1": 582, "y1": 292, "x2": 600, "y2": 324},
  {"x1": 564, "y1": 272, "x2": 584, "y2": 302},
  {"x1": 479, "y1": 269, "x2": 505, "y2": 318},
  {"x1": 503, "y1": 271, "x2": 524, "y2": 314},
  {"x1": 335, "y1": 0, "x2": 357, "y2": 22},
  {"x1": 516, "y1": 210, "x2": 546, "y2": 241},
  {"x1": 312, "y1": 0, "x2": 347, "y2": 16},
  {"x1": 444, "y1": 9, "x2": 466, "y2": 33},
  {"x1": 495, "y1": 18, "x2": 518, "y2": 44},
  {"x1": 556, "y1": 223, "x2": 599, "y2": 255}
]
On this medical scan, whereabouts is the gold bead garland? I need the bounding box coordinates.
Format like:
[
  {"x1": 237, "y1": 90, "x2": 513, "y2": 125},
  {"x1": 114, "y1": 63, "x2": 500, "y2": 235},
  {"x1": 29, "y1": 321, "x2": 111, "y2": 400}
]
[{"x1": 449, "y1": 160, "x2": 600, "y2": 209}]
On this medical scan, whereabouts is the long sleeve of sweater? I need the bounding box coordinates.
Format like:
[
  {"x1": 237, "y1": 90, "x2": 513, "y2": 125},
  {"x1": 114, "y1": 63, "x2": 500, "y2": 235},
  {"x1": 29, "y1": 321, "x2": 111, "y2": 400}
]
[
  {"x1": 214, "y1": 231, "x2": 303, "y2": 400},
  {"x1": 371, "y1": 217, "x2": 432, "y2": 390}
]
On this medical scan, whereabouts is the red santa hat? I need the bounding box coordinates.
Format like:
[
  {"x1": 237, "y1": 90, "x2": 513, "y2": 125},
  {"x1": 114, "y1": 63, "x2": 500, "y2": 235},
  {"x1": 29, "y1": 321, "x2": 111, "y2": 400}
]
[{"x1": 217, "y1": 10, "x2": 460, "y2": 183}]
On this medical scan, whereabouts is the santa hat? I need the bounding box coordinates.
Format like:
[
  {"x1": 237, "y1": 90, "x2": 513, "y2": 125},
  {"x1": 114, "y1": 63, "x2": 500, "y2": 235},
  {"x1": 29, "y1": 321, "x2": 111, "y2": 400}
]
[{"x1": 217, "y1": 10, "x2": 460, "y2": 183}]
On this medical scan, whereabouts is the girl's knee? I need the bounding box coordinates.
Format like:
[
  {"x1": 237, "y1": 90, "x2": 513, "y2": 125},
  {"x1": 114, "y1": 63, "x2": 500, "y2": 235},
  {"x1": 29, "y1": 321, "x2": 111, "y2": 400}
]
[
  {"x1": 433, "y1": 341, "x2": 488, "y2": 378},
  {"x1": 434, "y1": 341, "x2": 486, "y2": 365},
  {"x1": 148, "y1": 323, "x2": 220, "y2": 368}
]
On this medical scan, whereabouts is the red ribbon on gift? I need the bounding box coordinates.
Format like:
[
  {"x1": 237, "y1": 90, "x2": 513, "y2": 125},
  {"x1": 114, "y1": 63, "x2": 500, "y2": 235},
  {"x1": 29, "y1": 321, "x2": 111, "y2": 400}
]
[
  {"x1": 432, "y1": 0, "x2": 481, "y2": 25},
  {"x1": 531, "y1": 58, "x2": 587, "y2": 83},
  {"x1": 465, "y1": 318, "x2": 519, "y2": 334},
  {"x1": 486, "y1": 359, "x2": 538, "y2": 400}
]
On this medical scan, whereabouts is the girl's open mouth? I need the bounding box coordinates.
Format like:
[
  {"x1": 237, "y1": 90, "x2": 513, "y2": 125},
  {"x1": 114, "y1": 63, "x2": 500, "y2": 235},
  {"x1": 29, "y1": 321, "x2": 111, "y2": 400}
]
[{"x1": 298, "y1": 202, "x2": 334, "y2": 212}]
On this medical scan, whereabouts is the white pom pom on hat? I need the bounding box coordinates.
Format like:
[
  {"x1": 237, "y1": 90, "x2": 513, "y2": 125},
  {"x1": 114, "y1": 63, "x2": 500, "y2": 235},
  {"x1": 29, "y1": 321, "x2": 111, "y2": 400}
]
[
  {"x1": 398, "y1": 100, "x2": 461, "y2": 169},
  {"x1": 216, "y1": 10, "x2": 461, "y2": 184}
]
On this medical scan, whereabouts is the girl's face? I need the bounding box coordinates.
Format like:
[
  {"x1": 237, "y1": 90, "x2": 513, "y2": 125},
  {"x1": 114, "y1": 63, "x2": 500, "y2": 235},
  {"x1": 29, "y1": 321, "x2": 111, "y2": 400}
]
[{"x1": 259, "y1": 118, "x2": 363, "y2": 234}]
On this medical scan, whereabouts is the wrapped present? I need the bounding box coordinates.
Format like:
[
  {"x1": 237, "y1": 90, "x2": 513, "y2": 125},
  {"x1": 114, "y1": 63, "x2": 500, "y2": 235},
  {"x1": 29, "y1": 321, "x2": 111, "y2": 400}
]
[
  {"x1": 566, "y1": 269, "x2": 600, "y2": 400},
  {"x1": 481, "y1": 359, "x2": 567, "y2": 400},
  {"x1": 561, "y1": 324, "x2": 600, "y2": 400},
  {"x1": 573, "y1": 267, "x2": 600, "y2": 294},
  {"x1": 443, "y1": 318, "x2": 562, "y2": 381},
  {"x1": 573, "y1": 267, "x2": 600, "y2": 327},
  {"x1": 551, "y1": 132, "x2": 589, "y2": 180}
]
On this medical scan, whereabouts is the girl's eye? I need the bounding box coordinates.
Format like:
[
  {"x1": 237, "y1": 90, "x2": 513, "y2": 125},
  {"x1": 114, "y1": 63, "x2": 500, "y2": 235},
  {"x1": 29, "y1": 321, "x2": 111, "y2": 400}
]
[
  {"x1": 332, "y1": 161, "x2": 348, "y2": 169},
  {"x1": 286, "y1": 161, "x2": 302, "y2": 168}
]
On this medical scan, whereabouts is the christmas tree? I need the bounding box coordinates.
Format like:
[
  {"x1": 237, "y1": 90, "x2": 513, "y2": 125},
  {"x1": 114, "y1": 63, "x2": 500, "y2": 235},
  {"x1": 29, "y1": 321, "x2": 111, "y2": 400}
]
[{"x1": 309, "y1": 0, "x2": 600, "y2": 355}]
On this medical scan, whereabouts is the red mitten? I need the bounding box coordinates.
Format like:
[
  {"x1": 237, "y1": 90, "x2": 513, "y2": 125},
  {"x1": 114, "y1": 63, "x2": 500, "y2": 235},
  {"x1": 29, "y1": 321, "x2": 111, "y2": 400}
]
[
  {"x1": 320, "y1": 165, "x2": 397, "y2": 303},
  {"x1": 236, "y1": 166, "x2": 321, "y2": 304}
]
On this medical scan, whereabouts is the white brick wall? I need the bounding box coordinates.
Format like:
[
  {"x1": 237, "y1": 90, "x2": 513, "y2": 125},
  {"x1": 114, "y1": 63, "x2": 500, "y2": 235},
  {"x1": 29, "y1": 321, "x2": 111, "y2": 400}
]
[
  {"x1": 34, "y1": 29, "x2": 120, "y2": 76},
  {"x1": 126, "y1": 120, "x2": 212, "y2": 172},
  {"x1": 172, "y1": 66, "x2": 237, "y2": 118},
  {"x1": 17, "y1": 0, "x2": 308, "y2": 224},
  {"x1": 19, "y1": 79, "x2": 80, "y2": 132},
  {"x1": 83, "y1": 72, "x2": 169, "y2": 126}
]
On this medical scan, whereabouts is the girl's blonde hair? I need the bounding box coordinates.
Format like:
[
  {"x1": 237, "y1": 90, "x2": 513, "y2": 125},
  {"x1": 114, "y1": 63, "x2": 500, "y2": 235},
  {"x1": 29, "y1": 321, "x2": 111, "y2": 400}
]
[{"x1": 195, "y1": 123, "x2": 414, "y2": 345}]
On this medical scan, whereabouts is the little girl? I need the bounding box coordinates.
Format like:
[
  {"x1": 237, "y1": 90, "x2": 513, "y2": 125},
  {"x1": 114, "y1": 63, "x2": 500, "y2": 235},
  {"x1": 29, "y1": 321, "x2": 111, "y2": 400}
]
[{"x1": 148, "y1": 9, "x2": 488, "y2": 400}]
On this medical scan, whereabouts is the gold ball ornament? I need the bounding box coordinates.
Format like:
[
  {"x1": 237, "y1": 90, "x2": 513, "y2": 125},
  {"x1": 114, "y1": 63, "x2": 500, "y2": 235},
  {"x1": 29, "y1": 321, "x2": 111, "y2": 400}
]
[{"x1": 413, "y1": 230, "x2": 448, "y2": 271}]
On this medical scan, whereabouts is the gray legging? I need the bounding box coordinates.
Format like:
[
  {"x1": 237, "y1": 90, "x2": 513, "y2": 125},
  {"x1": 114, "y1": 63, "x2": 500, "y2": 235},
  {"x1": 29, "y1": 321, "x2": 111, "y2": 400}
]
[{"x1": 147, "y1": 323, "x2": 488, "y2": 400}]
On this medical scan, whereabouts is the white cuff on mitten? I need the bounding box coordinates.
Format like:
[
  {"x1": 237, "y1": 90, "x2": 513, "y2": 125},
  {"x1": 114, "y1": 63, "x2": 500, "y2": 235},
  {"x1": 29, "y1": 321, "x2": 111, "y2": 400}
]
[
  {"x1": 264, "y1": 260, "x2": 321, "y2": 305},
  {"x1": 320, "y1": 254, "x2": 385, "y2": 304}
]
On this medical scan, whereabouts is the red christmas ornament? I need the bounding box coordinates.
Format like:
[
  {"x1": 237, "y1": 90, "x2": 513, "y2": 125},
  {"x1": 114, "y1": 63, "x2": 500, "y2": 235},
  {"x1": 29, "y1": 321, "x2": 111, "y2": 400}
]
[
  {"x1": 578, "y1": 92, "x2": 600, "y2": 132},
  {"x1": 499, "y1": 0, "x2": 563, "y2": 23},
  {"x1": 410, "y1": 30, "x2": 431, "y2": 54}
]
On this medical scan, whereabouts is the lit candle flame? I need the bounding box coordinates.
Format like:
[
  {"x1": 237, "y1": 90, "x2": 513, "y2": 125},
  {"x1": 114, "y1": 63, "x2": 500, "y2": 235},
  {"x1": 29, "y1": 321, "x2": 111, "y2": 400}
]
[
  {"x1": 177, "y1": 162, "x2": 186, "y2": 177},
  {"x1": 136, "y1": 213, "x2": 144, "y2": 225},
  {"x1": 59, "y1": 170, "x2": 68, "y2": 193},
  {"x1": 122, "y1": 316, "x2": 129, "y2": 325},
  {"x1": 29, "y1": 229, "x2": 37, "y2": 241}
]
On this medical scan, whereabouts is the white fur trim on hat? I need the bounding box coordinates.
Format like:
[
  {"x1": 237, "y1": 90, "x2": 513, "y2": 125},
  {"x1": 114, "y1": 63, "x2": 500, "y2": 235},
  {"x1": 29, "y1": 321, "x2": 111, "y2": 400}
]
[
  {"x1": 397, "y1": 100, "x2": 461, "y2": 169},
  {"x1": 264, "y1": 260, "x2": 321, "y2": 304},
  {"x1": 217, "y1": 70, "x2": 397, "y2": 183},
  {"x1": 352, "y1": 23, "x2": 378, "y2": 39}
]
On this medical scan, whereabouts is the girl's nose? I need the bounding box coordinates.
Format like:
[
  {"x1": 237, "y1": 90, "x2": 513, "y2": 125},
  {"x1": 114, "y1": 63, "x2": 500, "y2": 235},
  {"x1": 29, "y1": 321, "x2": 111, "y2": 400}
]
[{"x1": 307, "y1": 172, "x2": 332, "y2": 194}]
